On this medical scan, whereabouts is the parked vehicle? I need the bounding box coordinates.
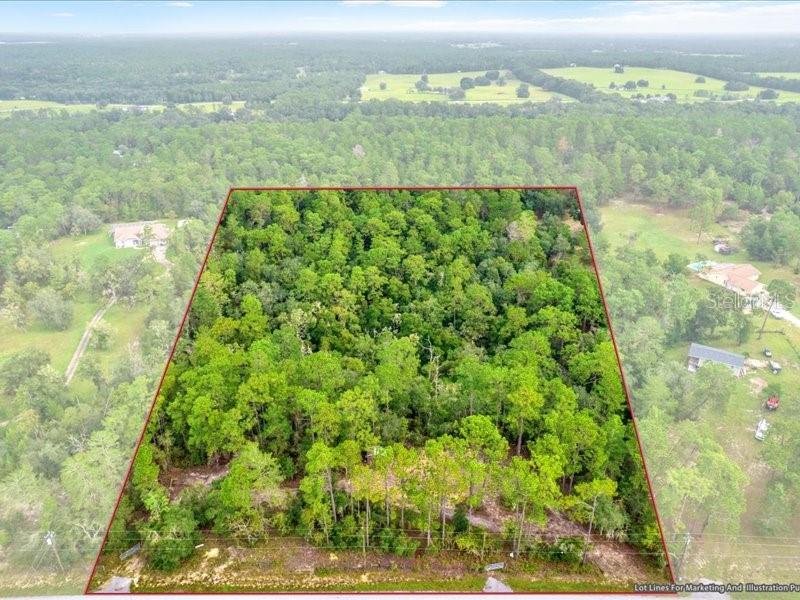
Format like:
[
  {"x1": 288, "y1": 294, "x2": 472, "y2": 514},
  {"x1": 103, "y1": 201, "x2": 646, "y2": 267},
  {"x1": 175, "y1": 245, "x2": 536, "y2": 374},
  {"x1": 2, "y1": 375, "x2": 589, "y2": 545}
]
[
  {"x1": 763, "y1": 348, "x2": 773, "y2": 358},
  {"x1": 769, "y1": 360, "x2": 782, "y2": 374},
  {"x1": 755, "y1": 418, "x2": 769, "y2": 441},
  {"x1": 765, "y1": 396, "x2": 780, "y2": 411}
]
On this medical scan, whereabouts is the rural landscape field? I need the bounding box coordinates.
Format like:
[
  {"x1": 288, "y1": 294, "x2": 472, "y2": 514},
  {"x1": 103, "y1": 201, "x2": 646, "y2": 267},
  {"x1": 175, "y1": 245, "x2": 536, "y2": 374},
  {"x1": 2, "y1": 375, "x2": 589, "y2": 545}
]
[
  {"x1": 542, "y1": 66, "x2": 800, "y2": 103},
  {"x1": 1, "y1": 2, "x2": 800, "y2": 593},
  {"x1": 361, "y1": 70, "x2": 567, "y2": 103}
]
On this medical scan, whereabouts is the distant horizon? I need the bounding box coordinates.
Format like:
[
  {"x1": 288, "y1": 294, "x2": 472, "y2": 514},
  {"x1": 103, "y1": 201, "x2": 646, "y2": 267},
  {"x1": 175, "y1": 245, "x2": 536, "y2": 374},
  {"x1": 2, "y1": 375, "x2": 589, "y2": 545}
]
[
  {"x1": 1, "y1": 1, "x2": 799, "y2": 36},
  {"x1": 2, "y1": 31, "x2": 800, "y2": 41}
]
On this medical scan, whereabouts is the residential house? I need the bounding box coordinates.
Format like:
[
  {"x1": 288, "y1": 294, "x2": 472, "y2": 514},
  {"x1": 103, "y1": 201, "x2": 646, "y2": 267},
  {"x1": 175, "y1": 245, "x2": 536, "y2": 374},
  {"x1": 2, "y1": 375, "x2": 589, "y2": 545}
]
[
  {"x1": 111, "y1": 222, "x2": 170, "y2": 249},
  {"x1": 698, "y1": 262, "x2": 764, "y2": 298},
  {"x1": 687, "y1": 342, "x2": 746, "y2": 376}
]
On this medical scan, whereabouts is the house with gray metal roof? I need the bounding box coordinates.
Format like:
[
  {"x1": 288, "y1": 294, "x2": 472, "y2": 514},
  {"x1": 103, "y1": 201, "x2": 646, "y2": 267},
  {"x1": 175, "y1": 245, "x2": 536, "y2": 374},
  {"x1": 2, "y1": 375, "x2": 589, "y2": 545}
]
[{"x1": 687, "y1": 343, "x2": 746, "y2": 376}]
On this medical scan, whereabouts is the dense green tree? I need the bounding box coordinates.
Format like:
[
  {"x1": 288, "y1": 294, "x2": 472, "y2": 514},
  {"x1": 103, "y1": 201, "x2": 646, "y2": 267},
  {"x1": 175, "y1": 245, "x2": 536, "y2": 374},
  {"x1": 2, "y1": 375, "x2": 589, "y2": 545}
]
[
  {"x1": 144, "y1": 504, "x2": 201, "y2": 571},
  {"x1": 208, "y1": 442, "x2": 285, "y2": 539}
]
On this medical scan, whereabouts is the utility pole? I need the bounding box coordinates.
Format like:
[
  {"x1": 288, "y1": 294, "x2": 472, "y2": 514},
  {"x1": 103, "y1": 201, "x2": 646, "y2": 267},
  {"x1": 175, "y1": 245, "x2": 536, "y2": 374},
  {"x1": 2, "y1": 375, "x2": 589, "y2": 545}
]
[
  {"x1": 45, "y1": 531, "x2": 65, "y2": 573},
  {"x1": 675, "y1": 532, "x2": 691, "y2": 582}
]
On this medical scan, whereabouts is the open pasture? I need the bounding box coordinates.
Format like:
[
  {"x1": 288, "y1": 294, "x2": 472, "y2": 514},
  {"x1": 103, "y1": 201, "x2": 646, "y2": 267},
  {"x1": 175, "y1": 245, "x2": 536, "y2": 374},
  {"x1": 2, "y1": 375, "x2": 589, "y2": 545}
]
[
  {"x1": 361, "y1": 71, "x2": 566, "y2": 103},
  {"x1": 543, "y1": 66, "x2": 800, "y2": 103}
]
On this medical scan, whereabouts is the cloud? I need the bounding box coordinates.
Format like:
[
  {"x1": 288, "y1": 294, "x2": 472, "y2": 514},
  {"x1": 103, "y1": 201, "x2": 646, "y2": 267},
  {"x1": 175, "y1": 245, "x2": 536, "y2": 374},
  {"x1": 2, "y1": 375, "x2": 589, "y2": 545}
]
[
  {"x1": 166, "y1": 1, "x2": 193, "y2": 7},
  {"x1": 387, "y1": 1, "x2": 446, "y2": 6},
  {"x1": 50, "y1": 11, "x2": 75, "y2": 18},
  {"x1": 342, "y1": 0, "x2": 446, "y2": 7},
  {"x1": 399, "y1": 1, "x2": 800, "y2": 33}
]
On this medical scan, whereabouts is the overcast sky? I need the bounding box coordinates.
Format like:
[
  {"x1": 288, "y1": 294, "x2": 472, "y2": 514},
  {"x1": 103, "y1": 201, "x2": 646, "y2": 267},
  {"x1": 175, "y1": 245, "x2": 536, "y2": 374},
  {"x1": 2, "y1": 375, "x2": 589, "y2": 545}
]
[{"x1": 2, "y1": 1, "x2": 800, "y2": 36}]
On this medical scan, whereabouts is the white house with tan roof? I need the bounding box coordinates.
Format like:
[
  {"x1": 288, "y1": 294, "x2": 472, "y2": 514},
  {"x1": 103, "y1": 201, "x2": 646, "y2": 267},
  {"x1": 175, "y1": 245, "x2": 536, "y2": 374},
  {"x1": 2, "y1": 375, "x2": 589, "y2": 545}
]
[
  {"x1": 111, "y1": 222, "x2": 170, "y2": 249},
  {"x1": 697, "y1": 262, "x2": 764, "y2": 298}
]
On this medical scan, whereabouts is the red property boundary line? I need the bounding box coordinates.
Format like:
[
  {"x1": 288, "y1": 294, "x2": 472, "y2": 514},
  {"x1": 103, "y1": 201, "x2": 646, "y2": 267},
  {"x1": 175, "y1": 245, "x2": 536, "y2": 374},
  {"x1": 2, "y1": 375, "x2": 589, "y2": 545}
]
[
  {"x1": 84, "y1": 186, "x2": 676, "y2": 595},
  {"x1": 574, "y1": 187, "x2": 676, "y2": 586}
]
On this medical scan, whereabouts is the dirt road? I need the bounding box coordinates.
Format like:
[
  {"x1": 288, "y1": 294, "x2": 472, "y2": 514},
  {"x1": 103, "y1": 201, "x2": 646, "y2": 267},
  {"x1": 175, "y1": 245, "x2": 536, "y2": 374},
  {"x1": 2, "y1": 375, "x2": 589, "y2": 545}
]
[{"x1": 64, "y1": 295, "x2": 116, "y2": 384}]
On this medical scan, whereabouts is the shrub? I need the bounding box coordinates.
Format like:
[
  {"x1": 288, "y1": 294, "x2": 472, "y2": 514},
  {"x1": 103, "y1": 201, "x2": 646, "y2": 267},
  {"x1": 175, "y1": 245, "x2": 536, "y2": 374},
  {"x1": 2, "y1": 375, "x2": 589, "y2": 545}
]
[
  {"x1": 454, "y1": 532, "x2": 480, "y2": 556},
  {"x1": 452, "y1": 505, "x2": 469, "y2": 533},
  {"x1": 146, "y1": 505, "x2": 201, "y2": 571},
  {"x1": 89, "y1": 321, "x2": 114, "y2": 350},
  {"x1": 531, "y1": 536, "x2": 586, "y2": 564},
  {"x1": 331, "y1": 514, "x2": 360, "y2": 550},
  {"x1": 179, "y1": 484, "x2": 213, "y2": 529},
  {"x1": 29, "y1": 288, "x2": 73, "y2": 331},
  {"x1": 378, "y1": 527, "x2": 419, "y2": 557},
  {"x1": 724, "y1": 81, "x2": 749, "y2": 92},
  {"x1": 448, "y1": 87, "x2": 466, "y2": 101}
]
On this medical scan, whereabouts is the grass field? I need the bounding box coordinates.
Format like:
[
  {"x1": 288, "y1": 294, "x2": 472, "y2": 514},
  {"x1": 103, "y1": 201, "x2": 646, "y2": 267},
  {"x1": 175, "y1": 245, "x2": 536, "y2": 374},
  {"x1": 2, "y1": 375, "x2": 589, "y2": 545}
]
[
  {"x1": 0, "y1": 99, "x2": 93, "y2": 113},
  {"x1": 50, "y1": 228, "x2": 138, "y2": 268},
  {"x1": 361, "y1": 71, "x2": 567, "y2": 104},
  {"x1": 758, "y1": 72, "x2": 800, "y2": 79},
  {"x1": 92, "y1": 301, "x2": 151, "y2": 367},
  {"x1": 542, "y1": 66, "x2": 800, "y2": 103},
  {"x1": 0, "y1": 99, "x2": 247, "y2": 116},
  {"x1": 0, "y1": 294, "x2": 98, "y2": 373},
  {"x1": 598, "y1": 202, "x2": 800, "y2": 289}
]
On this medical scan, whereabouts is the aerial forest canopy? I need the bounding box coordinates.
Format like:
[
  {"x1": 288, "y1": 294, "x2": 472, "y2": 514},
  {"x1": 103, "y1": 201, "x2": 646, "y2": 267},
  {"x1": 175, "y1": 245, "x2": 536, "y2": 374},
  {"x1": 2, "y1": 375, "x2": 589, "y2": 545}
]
[{"x1": 98, "y1": 188, "x2": 666, "y2": 587}]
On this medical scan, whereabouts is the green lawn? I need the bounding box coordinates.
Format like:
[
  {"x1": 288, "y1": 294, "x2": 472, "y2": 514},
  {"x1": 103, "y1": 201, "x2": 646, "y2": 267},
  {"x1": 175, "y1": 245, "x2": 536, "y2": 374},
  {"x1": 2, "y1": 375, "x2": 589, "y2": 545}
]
[
  {"x1": 598, "y1": 203, "x2": 800, "y2": 291},
  {"x1": 758, "y1": 72, "x2": 800, "y2": 80},
  {"x1": 542, "y1": 66, "x2": 800, "y2": 103},
  {"x1": 361, "y1": 71, "x2": 568, "y2": 104},
  {"x1": 605, "y1": 202, "x2": 800, "y2": 391},
  {"x1": 0, "y1": 99, "x2": 93, "y2": 112},
  {"x1": 89, "y1": 301, "x2": 151, "y2": 368},
  {"x1": 51, "y1": 228, "x2": 138, "y2": 269},
  {"x1": 0, "y1": 293, "x2": 97, "y2": 373},
  {"x1": 0, "y1": 99, "x2": 246, "y2": 117},
  {"x1": 0, "y1": 225, "x2": 139, "y2": 372}
]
